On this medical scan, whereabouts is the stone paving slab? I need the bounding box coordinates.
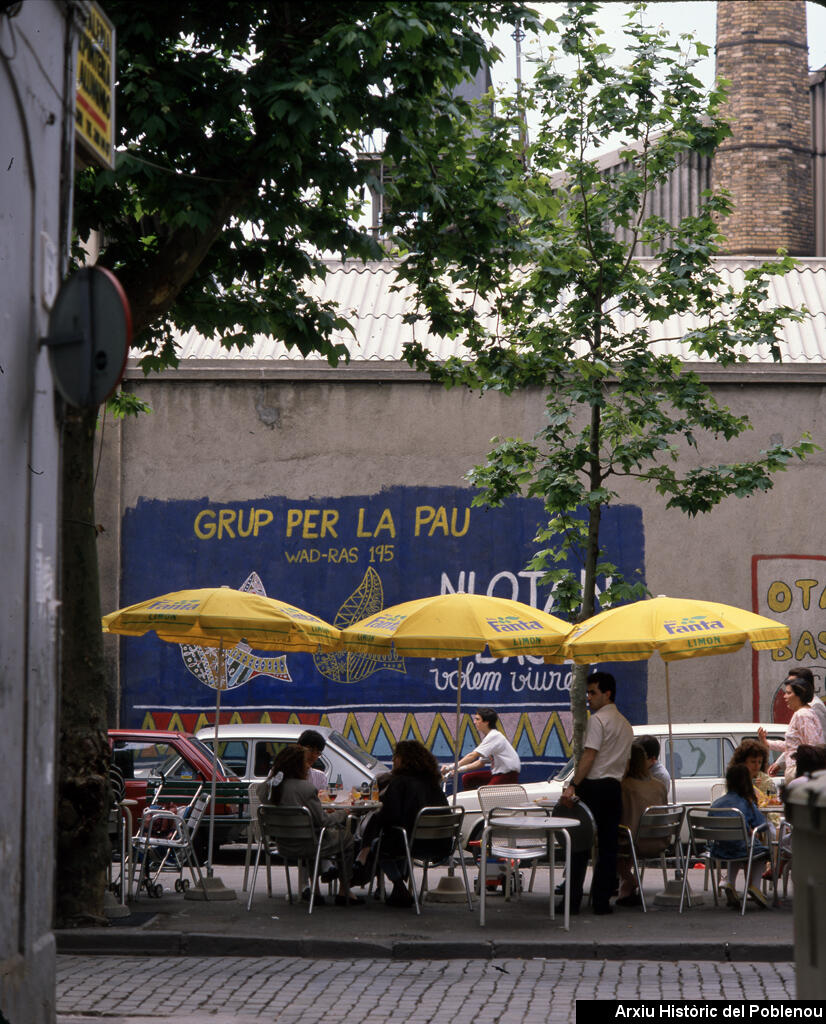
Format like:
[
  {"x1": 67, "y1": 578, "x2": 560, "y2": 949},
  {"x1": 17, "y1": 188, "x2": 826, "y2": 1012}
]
[{"x1": 56, "y1": 863, "x2": 796, "y2": 962}]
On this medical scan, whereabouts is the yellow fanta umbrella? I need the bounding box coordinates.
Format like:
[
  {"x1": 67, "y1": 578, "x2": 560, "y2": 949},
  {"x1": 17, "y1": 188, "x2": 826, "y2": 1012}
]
[
  {"x1": 103, "y1": 587, "x2": 340, "y2": 883},
  {"x1": 102, "y1": 587, "x2": 340, "y2": 651},
  {"x1": 341, "y1": 591, "x2": 572, "y2": 659},
  {"x1": 554, "y1": 595, "x2": 790, "y2": 802},
  {"x1": 341, "y1": 592, "x2": 573, "y2": 802}
]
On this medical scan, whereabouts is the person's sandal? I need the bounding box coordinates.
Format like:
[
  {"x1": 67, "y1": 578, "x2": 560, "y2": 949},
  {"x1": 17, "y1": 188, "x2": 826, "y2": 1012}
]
[
  {"x1": 747, "y1": 885, "x2": 769, "y2": 909},
  {"x1": 723, "y1": 883, "x2": 740, "y2": 909}
]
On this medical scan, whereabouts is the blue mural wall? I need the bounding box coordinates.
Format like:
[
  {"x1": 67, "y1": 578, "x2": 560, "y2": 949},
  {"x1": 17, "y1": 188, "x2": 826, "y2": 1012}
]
[{"x1": 120, "y1": 486, "x2": 646, "y2": 781}]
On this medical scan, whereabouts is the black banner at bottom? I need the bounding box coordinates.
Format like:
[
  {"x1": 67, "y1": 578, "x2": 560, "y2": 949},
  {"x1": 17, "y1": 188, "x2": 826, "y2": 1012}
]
[{"x1": 577, "y1": 1002, "x2": 824, "y2": 1022}]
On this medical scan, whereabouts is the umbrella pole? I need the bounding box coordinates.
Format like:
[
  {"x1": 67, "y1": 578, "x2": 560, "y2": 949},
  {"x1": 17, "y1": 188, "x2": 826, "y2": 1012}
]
[
  {"x1": 452, "y1": 656, "x2": 462, "y2": 811},
  {"x1": 430, "y1": 656, "x2": 468, "y2": 902},
  {"x1": 186, "y1": 640, "x2": 236, "y2": 900},
  {"x1": 653, "y1": 660, "x2": 702, "y2": 906},
  {"x1": 665, "y1": 662, "x2": 676, "y2": 807},
  {"x1": 206, "y1": 641, "x2": 223, "y2": 877}
]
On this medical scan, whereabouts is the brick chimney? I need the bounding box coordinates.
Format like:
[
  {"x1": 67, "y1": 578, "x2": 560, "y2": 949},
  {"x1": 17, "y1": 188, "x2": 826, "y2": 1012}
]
[{"x1": 714, "y1": 0, "x2": 814, "y2": 255}]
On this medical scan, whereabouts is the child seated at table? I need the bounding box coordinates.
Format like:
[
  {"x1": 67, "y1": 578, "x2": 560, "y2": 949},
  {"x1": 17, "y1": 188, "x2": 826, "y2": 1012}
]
[{"x1": 709, "y1": 763, "x2": 770, "y2": 909}]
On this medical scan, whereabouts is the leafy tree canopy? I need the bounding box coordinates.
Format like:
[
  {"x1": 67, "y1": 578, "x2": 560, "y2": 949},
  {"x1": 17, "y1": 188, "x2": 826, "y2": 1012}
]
[
  {"x1": 388, "y1": 1, "x2": 815, "y2": 618},
  {"x1": 74, "y1": 0, "x2": 536, "y2": 368},
  {"x1": 380, "y1": 0, "x2": 816, "y2": 756}
]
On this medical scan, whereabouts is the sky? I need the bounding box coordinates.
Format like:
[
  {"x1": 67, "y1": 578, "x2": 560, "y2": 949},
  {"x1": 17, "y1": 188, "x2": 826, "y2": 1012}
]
[{"x1": 490, "y1": 1, "x2": 826, "y2": 142}]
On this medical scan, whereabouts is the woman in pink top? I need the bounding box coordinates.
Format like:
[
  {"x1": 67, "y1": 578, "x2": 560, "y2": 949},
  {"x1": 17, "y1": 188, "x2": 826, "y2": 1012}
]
[{"x1": 759, "y1": 678, "x2": 825, "y2": 786}]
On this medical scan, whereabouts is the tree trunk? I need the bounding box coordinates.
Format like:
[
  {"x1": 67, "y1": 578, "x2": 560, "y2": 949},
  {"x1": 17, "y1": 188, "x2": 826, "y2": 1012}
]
[
  {"x1": 571, "y1": 400, "x2": 603, "y2": 762},
  {"x1": 56, "y1": 403, "x2": 111, "y2": 927}
]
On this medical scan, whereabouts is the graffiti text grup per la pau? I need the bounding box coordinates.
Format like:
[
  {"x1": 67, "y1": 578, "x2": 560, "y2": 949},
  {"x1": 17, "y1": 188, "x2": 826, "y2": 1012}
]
[{"x1": 192, "y1": 505, "x2": 471, "y2": 541}]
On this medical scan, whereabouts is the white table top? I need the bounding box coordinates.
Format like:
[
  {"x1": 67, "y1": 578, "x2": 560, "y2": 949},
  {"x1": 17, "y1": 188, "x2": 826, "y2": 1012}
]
[{"x1": 484, "y1": 815, "x2": 580, "y2": 830}]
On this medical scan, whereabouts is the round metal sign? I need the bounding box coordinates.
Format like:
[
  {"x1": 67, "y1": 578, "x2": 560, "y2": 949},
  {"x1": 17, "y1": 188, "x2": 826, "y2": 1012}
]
[{"x1": 46, "y1": 266, "x2": 132, "y2": 407}]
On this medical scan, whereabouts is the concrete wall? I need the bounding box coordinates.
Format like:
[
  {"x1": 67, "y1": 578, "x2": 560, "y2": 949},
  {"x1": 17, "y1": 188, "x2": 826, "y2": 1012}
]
[
  {"x1": 0, "y1": 3, "x2": 68, "y2": 1021},
  {"x1": 98, "y1": 359, "x2": 826, "y2": 766}
]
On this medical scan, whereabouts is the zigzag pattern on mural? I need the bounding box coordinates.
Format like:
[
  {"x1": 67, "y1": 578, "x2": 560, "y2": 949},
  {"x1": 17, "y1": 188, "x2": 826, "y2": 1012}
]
[
  {"x1": 324, "y1": 710, "x2": 573, "y2": 761},
  {"x1": 141, "y1": 708, "x2": 572, "y2": 762}
]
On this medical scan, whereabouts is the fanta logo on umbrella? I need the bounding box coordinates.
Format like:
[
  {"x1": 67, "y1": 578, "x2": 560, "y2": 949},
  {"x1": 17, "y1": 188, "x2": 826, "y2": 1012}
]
[
  {"x1": 486, "y1": 616, "x2": 542, "y2": 633},
  {"x1": 282, "y1": 605, "x2": 323, "y2": 624},
  {"x1": 147, "y1": 599, "x2": 201, "y2": 611},
  {"x1": 364, "y1": 613, "x2": 406, "y2": 630},
  {"x1": 663, "y1": 616, "x2": 725, "y2": 635}
]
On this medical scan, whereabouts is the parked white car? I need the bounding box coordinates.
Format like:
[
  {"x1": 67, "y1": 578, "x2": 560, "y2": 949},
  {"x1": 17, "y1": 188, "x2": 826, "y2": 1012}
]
[
  {"x1": 196, "y1": 723, "x2": 390, "y2": 791},
  {"x1": 451, "y1": 721, "x2": 787, "y2": 848}
]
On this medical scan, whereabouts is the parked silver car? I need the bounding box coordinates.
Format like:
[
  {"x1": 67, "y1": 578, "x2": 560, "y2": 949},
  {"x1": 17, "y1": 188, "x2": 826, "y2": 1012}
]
[
  {"x1": 452, "y1": 721, "x2": 788, "y2": 848},
  {"x1": 196, "y1": 723, "x2": 390, "y2": 791}
]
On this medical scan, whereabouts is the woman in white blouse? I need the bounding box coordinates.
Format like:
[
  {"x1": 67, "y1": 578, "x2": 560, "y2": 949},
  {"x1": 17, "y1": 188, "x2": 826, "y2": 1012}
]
[{"x1": 759, "y1": 678, "x2": 824, "y2": 786}]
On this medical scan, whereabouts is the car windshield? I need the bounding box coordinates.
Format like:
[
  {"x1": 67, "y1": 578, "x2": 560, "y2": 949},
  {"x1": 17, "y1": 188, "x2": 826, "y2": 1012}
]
[
  {"x1": 551, "y1": 757, "x2": 574, "y2": 782},
  {"x1": 153, "y1": 739, "x2": 232, "y2": 780},
  {"x1": 189, "y1": 735, "x2": 232, "y2": 773},
  {"x1": 327, "y1": 730, "x2": 380, "y2": 769}
]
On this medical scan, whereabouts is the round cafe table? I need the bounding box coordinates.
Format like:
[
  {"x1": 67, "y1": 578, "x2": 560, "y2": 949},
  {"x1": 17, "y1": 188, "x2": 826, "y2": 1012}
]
[{"x1": 478, "y1": 812, "x2": 580, "y2": 929}]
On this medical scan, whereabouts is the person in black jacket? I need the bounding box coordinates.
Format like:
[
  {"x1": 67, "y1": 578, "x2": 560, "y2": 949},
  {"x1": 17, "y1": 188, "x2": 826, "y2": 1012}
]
[{"x1": 356, "y1": 739, "x2": 448, "y2": 907}]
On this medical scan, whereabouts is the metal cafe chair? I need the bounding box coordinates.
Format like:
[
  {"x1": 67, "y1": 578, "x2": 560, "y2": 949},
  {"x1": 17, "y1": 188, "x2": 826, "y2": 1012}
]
[
  {"x1": 680, "y1": 806, "x2": 770, "y2": 916},
  {"x1": 247, "y1": 804, "x2": 330, "y2": 914},
  {"x1": 477, "y1": 784, "x2": 542, "y2": 894},
  {"x1": 618, "y1": 804, "x2": 685, "y2": 912},
  {"x1": 371, "y1": 806, "x2": 472, "y2": 914}
]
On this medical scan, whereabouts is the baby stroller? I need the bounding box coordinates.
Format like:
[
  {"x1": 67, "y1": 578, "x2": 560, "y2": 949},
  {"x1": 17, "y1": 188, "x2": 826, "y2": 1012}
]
[{"x1": 132, "y1": 787, "x2": 210, "y2": 898}]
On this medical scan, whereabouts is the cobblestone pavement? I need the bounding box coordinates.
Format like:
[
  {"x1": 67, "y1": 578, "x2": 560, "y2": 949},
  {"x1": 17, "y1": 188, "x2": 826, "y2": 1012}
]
[{"x1": 56, "y1": 955, "x2": 796, "y2": 1024}]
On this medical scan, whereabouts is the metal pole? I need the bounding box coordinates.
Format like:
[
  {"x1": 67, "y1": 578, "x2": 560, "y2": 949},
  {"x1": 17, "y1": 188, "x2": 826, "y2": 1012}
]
[
  {"x1": 665, "y1": 661, "x2": 677, "y2": 806},
  {"x1": 452, "y1": 656, "x2": 462, "y2": 810},
  {"x1": 206, "y1": 640, "x2": 224, "y2": 877}
]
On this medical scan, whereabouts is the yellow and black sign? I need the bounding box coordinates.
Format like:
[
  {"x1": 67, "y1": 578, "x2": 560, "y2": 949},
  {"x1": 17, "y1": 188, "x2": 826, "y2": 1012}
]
[{"x1": 75, "y1": 2, "x2": 115, "y2": 169}]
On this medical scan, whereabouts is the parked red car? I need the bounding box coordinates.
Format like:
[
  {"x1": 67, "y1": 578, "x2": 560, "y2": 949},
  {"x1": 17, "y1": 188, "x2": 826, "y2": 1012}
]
[{"x1": 108, "y1": 728, "x2": 234, "y2": 819}]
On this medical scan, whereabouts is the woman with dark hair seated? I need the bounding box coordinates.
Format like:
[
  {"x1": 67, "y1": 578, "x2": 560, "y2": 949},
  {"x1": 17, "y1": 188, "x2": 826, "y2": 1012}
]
[
  {"x1": 261, "y1": 744, "x2": 362, "y2": 906},
  {"x1": 791, "y1": 743, "x2": 826, "y2": 778},
  {"x1": 729, "y1": 737, "x2": 780, "y2": 880},
  {"x1": 355, "y1": 739, "x2": 448, "y2": 907},
  {"x1": 709, "y1": 763, "x2": 770, "y2": 909},
  {"x1": 616, "y1": 743, "x2": 668, "y2": 907},
  {"x1": 728, "y1": 738, "x2": 778, "y2": 807}
]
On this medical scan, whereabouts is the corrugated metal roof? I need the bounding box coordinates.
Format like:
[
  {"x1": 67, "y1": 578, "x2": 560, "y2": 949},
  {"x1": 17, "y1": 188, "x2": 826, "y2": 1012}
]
[{"x1": 170, "y1": 258, "x2": 826, "y2": 365}]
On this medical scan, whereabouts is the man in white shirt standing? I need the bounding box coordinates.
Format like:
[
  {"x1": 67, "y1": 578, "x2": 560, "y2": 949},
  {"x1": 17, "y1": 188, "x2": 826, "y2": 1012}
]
[
  {"x1": 561, "y1": 671, "x2": 633, "y2": 916},
  {"x1": 454, "y1": 707, "x2": 521, "y2": 790}
]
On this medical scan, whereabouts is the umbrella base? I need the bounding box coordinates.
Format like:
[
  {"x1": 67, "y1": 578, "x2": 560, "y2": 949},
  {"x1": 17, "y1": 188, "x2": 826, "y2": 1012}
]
[
  {"x1": 103, "y1": 891, "x2": 130, "y2": 919},
  {"x1": 184, "y1": 875, "x2": 237, "y2": 901},
  {"x1": 427, "y1": 875, "x2": 470, "y2": 902},
  {"x1": 653, "y1": 877, "x2": 703, "y2": 907}
]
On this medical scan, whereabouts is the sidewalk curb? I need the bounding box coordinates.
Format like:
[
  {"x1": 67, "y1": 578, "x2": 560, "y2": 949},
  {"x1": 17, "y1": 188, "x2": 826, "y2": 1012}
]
[{"x1": 55, "y1": 930, "x2": 794, "y2": 962}]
